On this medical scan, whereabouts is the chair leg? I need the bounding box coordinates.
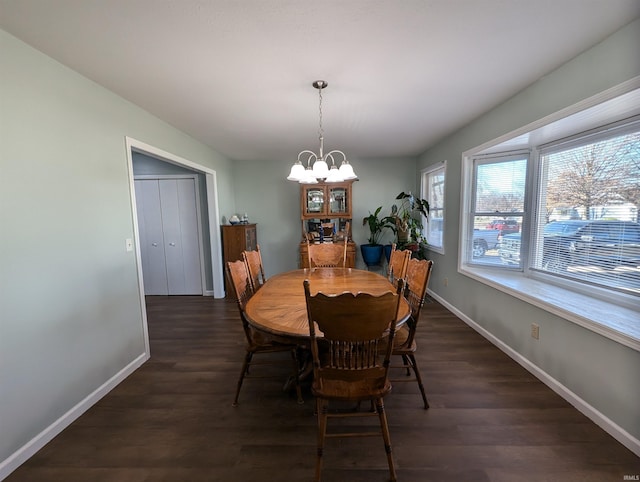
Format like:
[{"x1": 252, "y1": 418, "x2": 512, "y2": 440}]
[
  {"x1": 408, "y1": 354, "x2": 429, "y2": 409},
  {"x1": 232, "y1": 350, "x2": 253, "y2": 407},
  {"x1": 315, "y1": 398, "x2": 328, "y2": 482},
  {"x1": 401, "y1": 354, "x2": 411, "y2": 376},
  {"x1": 374, "y1": 398, "x2": 397, "y2": 482},
  {"x1": 290, "y1": 348, "x2": 304, "y2": 404}
]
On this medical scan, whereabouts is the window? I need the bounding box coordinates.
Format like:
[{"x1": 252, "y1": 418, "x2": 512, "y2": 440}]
[
  {"x1": 464, "y1": 121, "x2": 640, "y2": 298},
  {"x1": 421, "y1": 162, "x2": 446, "y2": 252},
  {"x1": 467, "y1": 154, "x2": 527, "y2": 266},
  {"x1": 533, "y1": 127, "x2": 640, "y2": 296},
  {"x1": 460, "y1": 85, "x2": 640, "y2": 346}
]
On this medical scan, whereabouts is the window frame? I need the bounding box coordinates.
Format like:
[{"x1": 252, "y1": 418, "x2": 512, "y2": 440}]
[
  {"x1": 463, "y1": 151, "x2": 530, "y2": 268},
  {"x1": 459, "y1": 80, "x2": 640, "y2": 350},
  {"x1": 529, "y1": 119, "x2": 640, "y2": 301},
  {"x1": 421, "y1": 161, "x2": 447, "y2": 254}
]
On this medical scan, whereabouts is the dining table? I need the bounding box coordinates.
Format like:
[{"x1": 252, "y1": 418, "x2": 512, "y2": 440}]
[{"x1": 244, "y1": 267, "x2": 410, "y2": 342}]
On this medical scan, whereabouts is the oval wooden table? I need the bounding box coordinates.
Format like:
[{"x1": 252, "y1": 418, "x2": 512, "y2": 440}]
[{"x1": 244, "y1": 267, "x2": 410, "y2": 342}]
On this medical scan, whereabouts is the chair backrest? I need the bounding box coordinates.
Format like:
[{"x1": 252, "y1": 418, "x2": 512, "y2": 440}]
[
  {"x1": 320, "y1": 222, "x2": 335, "y2": 238},
  {"x1": 226, "y1": 259, "x2": 255, "y2": 341},
  {"x1": 403, "y1": 258, "x2": 434, "y2": 346},
  {"x1": 307, "y1": 238, "x2": 347, "y2": 268},
  {"x1": 303, "y1": 279, "x2": 404, "y2": 387},
  {"x1": 243, "y1": 245, "x2": 266, "y2": 291},
  {"x1": 387, "y1": 244, "x2": 411, "y2": 285}
]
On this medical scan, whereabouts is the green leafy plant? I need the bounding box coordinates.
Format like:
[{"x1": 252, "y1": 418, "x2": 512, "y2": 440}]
[
  {"x1": 389, "y1": 192, "x2": 430, "y2": 246},
  {"x1": 362, "y1": 206, "x2": 394, "y2": 245}
]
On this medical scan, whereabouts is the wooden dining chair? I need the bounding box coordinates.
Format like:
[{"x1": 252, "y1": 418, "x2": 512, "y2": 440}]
[
  {"x1": 226, "y1": 260, "x2": 303, "y2": 406},
  {"x1": 387, "y1": 243, "x2": 411, "y2": 286},
  {"x1": 390, "y1": 257, "x2": 434, "y2": 409},
  {"x1": 243, "y1": 244, "x2": 266, "y2": 292},
  {"x1": 307, "y1": 237, "x2": 347, "y2": 268},
  {"x1": 303, "y1": 278, "x2": 404, "y2": 482}
]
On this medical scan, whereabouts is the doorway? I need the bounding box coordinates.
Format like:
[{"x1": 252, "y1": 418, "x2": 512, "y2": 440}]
[
  {"x1": 125, "y1": 137, "x2": 225, "y2": 300},
  {"x1": 135, "y1": 177, "x2": 203, "y2": 295}
]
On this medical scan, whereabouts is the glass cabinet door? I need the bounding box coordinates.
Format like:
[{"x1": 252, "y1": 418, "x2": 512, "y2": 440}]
[
  {"x1": 329, "y1": 186, "x2": 348, "y2": 215},
  {"x1": 305, "y1": 187, "x2": 324, "y2": 216}
]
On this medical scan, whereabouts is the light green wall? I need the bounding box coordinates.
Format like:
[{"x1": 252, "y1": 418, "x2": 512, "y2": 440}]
[
  {"x1": 418, "y1": 18, "x2": 640, "y2": 442},
  {"x1": 230, "y1": 157, "x2": 418, "y2": 274},
  {"x1": 0, "y1": 29, "x2": 235, "y2": 466}
]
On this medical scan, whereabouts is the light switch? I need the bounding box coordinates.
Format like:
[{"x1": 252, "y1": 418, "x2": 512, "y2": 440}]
[{"x1": 125, "y1": 238, "x2": 134, "y2": 252}]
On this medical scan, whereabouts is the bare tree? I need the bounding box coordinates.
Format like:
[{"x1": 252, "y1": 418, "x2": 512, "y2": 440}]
[
  {"x1": 545, "y1": 133, "x2": 639, "y2": 220},
  {"x1": 618, "y1": 135, "x2": 640, "y2": 221},
  {"x1": 476, "y1": 191, "x2": 524, "y2": 213}
]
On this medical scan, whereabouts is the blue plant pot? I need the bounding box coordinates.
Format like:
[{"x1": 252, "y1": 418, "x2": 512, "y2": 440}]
[
  {"x1": 361, "y1": 244, "x2": 384, "y2": 267},
  {"x1": 384, "y1": 244, "x2": 393, "y2": 262}
]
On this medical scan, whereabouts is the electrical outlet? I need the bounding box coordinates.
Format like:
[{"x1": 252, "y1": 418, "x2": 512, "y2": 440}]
[
  {"x1": 443, "y1": 277, "x2": 448, "y2": 287},
  {"x1": 531, "y1": 323, "x2": 540, "y2": 340}
]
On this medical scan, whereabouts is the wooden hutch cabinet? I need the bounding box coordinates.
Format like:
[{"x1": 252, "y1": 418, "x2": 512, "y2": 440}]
[
  {"x1": 299, "y1": 181, "x2": 356, "y2": 268},
  {"x1": 221, "y1": 223, "x2": 257, "y2": 295}
]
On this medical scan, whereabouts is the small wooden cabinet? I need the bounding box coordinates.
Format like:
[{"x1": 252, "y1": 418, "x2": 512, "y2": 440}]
[
  {"x1": 222, "y1": 223, "x2": 257, "y2": 262},
  {"x1": 221, "y1": 223, "x2": 257, "y2": 295},
  {"x1": 299, "y1": 180, "x2": 356, "y2": 268}
]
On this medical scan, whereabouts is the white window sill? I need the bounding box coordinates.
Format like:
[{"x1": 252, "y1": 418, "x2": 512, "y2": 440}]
[{"x1": 460, "y1": 266, "x2": 640, "y2": 351}]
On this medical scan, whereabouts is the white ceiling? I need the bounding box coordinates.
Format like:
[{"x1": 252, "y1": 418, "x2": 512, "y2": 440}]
[{"x1": 1, "y1": 0, "x2": 639, "y2": 162}]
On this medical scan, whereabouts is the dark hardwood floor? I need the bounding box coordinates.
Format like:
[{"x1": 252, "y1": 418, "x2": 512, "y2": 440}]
[{"x1": 7, "y1": 295, "x2": 639, "y2": 481}]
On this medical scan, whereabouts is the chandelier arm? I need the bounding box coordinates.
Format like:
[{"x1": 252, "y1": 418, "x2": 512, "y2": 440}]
[
  {"x1": 297, "y1": 150, "x2": 319, "y2": 166},
  {"x1": 325, "y1": 152, "x2": 336, "y2": 166},
  {"x1": 325, "y1": 150, "x2": 347, "y2": 163}
]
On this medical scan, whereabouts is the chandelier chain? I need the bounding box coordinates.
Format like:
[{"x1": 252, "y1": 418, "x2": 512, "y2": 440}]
[{"x1": 318, "y1": 87, "x2": 323, "y2": 141}]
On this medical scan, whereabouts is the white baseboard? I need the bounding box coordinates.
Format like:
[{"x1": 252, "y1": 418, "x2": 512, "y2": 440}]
[
  {"x1": 0, "y1": 352, "x2": 149, "y2": 481},
  {"x1": 428, "y1": 290, "x2": 640, "y2": 457}
]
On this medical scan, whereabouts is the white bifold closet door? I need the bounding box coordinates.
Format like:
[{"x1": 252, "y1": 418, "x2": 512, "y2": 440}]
[{"x1": 135, "y1": 178, "x2": 203, "y2": 295}]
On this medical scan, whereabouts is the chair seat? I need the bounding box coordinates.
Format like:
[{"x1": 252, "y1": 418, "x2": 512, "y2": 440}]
[
  {"x1": 247, "y1": 326, "x2": 295, "y2": 348},
  {"x1": 391, "y1": 325, "x2": 417, "y2": 353},
  {"x1": 247, "y1": 340, "x2": 298, "y2": 354},
  {"x1": 312, "y1": 377, "x2": 392, "y2": 402},
  {"x1": 377, "y1": 325, "x2": 416, "y2": 354}
]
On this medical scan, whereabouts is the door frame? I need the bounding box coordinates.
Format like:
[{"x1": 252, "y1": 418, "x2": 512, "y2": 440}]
[{"x1": 125, "y1": 137, "x2": 225, "y2": 304}]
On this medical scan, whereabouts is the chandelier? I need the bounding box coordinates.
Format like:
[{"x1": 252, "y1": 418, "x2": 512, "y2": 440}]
[{"x1": 287, "y1": 80, "x2": 357, "y2": 184}]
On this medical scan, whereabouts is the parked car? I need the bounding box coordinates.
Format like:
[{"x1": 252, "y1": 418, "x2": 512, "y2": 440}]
[
  {"x1": 543, "y1": 220, "x2": 640, "y2": 270},
  {"x1": 485, "y1": 219, "x2": 520, "y2": 236},
  {"x1": 498, "y1": 232, "x2": 521, "y2": 266},
  {"x1": 498, "y1": 220, "x2": 640, "y2": 269},
  {"x1": 472, "y1": 229, "x2": 501, "y2": 257}
]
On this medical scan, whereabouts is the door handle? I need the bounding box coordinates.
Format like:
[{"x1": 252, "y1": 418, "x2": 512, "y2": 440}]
[
  {"x1": 152, "y1": 243, "x2": 158, "y2": 247},
  {"x1": 169, "y1": 242, "x2": 176, "y2": 247}
]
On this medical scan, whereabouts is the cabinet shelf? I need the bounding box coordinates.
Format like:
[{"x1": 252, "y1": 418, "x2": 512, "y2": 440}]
[{"x1": 300, "y1": 181, "x2": 353, "y2": 219}]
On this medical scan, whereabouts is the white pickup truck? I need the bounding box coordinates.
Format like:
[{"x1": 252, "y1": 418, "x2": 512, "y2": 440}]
[{"x1": 472, "y1": 229, "x2": 501, "y2": 257}]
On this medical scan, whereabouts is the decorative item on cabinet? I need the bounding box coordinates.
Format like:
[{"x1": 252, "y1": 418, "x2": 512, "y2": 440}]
[{"x1": 221, "y1": 223, "x2": 257, "y2": 297}]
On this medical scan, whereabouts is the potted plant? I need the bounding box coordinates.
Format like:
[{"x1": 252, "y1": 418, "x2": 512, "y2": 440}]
[
  {"x1": 389, "y1": 192, "x2": 430, "y2": 258},
  {"x1": 361, "y1": 206, "x2": 393, "y2": 267}
]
